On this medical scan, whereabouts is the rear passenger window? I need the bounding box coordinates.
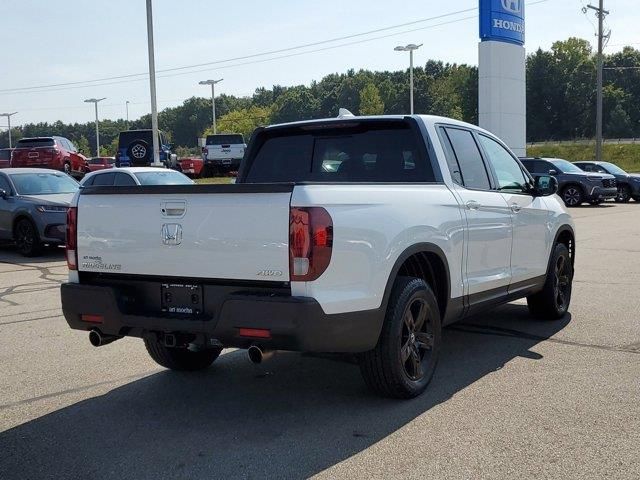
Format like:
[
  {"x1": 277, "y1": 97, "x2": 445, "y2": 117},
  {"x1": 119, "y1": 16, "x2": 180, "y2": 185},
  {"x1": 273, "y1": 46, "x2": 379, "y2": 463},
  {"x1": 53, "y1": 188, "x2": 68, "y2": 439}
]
[
  {"x1": 114, "y1": 173, "x2": 136, "y2": 186},
  {"x1": 92, "y1": 173, "x2": 115, "y2": 186},
  {"x1": 443, "y1": 128, "x2": 491, "y2": 190},
  {"x1": 0, "y1": 175, "x2": 11, "y2": 194}
]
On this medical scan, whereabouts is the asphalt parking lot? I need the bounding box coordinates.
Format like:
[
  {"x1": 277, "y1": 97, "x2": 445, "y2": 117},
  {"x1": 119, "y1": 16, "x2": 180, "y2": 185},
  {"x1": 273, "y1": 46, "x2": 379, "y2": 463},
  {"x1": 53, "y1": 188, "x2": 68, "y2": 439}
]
[{"x1": 1, "y1": 204, "x2": 639, "y2": 480}]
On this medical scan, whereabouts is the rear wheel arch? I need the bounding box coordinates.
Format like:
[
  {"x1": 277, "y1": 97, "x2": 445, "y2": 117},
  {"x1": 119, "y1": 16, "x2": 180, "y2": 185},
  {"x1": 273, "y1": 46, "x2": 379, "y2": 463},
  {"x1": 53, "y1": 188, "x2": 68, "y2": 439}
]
[{"x1": 382, "y1": 243, "x2": 451, "y2": 321}]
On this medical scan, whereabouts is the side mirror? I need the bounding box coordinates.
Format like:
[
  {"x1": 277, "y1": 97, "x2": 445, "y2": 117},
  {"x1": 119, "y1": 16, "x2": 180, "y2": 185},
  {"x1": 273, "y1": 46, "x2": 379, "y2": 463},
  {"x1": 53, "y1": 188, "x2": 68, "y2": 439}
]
[
  {"x1": 548, "y1": 169, "x2": 558, "y2": 176},
  {"x1": 0, "y1": 189, "x2": 7, "y2": 199},
  {"x1": 533, "y1": 175, "x2": 558, "y2": 197}
]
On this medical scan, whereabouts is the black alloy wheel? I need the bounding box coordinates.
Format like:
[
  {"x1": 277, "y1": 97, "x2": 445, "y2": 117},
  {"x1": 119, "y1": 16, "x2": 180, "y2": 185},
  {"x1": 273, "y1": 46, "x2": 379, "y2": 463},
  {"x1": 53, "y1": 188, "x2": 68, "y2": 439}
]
[
  {"x1": 15, "y1": 219, "x2": 42, "y2": 257},
  {"x1": 400, "y1": 297, "x2": 435, "y2": 381}
]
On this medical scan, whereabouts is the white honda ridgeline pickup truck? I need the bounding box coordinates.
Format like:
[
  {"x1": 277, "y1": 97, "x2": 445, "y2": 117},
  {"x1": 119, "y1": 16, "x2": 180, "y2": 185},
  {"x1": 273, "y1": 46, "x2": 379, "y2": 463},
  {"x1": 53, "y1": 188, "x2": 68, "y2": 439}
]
[{"x1": 61, "y1": 114, "x2": 575, "y2": 398}]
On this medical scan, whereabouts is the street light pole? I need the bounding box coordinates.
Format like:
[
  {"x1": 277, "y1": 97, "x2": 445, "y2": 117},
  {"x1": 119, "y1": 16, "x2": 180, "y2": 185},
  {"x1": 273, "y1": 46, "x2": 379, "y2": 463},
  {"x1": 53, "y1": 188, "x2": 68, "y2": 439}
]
[
  {"x1": 125, "y1": 100, "x2": 130, "y2": 129},
  {"x1": 146, "y1": 0, "x2": 161, "y2": 166},
  {"x1": 394, "y1": 44, "x2": 422, "y2": 115},
  {"x1": 0, "y1": 112, "x2": 18, "y2": 148},
  {"x1": 84, "y1": 98, "x2": 106, "y2": 156},
  {"x1": 199, "y1": 79, "x2": 224, "y2": 134}
]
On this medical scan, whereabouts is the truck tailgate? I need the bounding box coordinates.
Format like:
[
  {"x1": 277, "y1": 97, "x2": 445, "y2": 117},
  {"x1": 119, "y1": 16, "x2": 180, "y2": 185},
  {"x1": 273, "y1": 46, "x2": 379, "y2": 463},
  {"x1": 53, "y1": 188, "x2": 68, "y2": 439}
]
[{"x1": 76, "y1": 184, "x2": 292, "y2": 281}]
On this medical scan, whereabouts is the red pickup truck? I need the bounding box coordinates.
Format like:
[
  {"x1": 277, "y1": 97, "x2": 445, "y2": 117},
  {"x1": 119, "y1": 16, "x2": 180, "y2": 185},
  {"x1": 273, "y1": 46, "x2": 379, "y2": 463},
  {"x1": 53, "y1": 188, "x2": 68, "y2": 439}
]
[{"x1": 178, "y1": 156, "x2": 204, "y2": 177}]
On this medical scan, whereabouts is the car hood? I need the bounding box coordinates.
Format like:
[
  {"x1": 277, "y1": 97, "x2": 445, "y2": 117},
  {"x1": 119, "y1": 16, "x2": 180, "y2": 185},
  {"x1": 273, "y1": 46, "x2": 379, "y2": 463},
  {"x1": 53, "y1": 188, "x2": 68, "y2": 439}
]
[
  {"x1": 626, "y1": 173, "x2": 640, "y2": 179},
  {"x1": 18, "y1": 193, "x2": 74, "y2": 206}
]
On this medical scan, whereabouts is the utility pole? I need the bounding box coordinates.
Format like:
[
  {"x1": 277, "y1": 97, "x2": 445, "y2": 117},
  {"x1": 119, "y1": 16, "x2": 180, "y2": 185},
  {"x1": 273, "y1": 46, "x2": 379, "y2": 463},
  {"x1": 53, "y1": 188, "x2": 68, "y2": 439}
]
[
  {"x1": 125, "y1": 100, "x2": 130, "y2": 129},
  {"x1": 199, "y1": 79, "x2": 224, "y2": 134},
  {"x1": 0, "y1": 112, "x2": 18, "y2": 148},
  {"x1": 587, "y1": 1, "x2": 609, "y2": 162},
  {"x1": 146, "y1": 0, "x2": 161, "y2": 166}
]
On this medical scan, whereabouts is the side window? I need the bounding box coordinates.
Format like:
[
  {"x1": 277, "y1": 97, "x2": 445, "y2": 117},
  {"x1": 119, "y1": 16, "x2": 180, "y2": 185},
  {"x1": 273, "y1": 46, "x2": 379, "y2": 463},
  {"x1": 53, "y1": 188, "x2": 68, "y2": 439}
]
[
  {"x1": 478, "y1": 135, "x2": 529, "y2": 192},
  {"x1": 444, "y1": 128, "x2": 491, "y2": 190},
  {"x1": 83, "y1": 176, "x2": 95, "y2": 186},
  {"x1": 438, "y1": 128, "x2": 463, "y2": 185},
  {"x1": 92, "y1": 173, "x2": 116, "y2": 186},
  {"x1": 0, "y1": 175, "x2": 12, "y2": 194},
  {"x1": 67, "y1": 140, "x2": 77, "y2": 153},
  {"x1": 580, "y1": 163, "x2": 594, "y2": 172},
  {"x1": 114, "y1": 173, "x2": 137, "y2": 186},
  {"x1": 540, "y1": 161, "x2": 556, "y2": 174}
]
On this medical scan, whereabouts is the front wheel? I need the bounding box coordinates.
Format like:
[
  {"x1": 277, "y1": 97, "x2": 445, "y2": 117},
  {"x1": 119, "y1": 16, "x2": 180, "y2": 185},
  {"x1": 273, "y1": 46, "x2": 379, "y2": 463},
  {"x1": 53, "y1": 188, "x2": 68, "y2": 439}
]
[
  {"x1": 527, "y1": 243, "x2": 573, "y2": 320},
  {"x1": 144, "y1": 337, "x2": 222, "y2": 371},
  {"x1": 359, "y1": 277, "x2": 441, "y2": 399},
  {"x1": 616, "y1": 185, "x2": 631, "y2": 203},
  {"x1": 63, "y1": 161, "x2": 71, "y2": 175},
  {"x1": 562, "y1": 186, "x2": 583, "y2": 207},
  {"x1": 14, "y1": 219, "x2": 43, "y2": 257}
]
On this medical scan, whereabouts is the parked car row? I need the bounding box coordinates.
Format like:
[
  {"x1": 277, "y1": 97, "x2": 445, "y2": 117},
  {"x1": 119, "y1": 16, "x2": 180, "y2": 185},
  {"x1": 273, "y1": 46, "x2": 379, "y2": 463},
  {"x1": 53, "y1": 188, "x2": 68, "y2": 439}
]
[
  {"x1": 0, "y1": 167, "x2": 193, "y2": 256},
  {"x1": 520, "y1": 156, "x2": 640, "y2": 207}
]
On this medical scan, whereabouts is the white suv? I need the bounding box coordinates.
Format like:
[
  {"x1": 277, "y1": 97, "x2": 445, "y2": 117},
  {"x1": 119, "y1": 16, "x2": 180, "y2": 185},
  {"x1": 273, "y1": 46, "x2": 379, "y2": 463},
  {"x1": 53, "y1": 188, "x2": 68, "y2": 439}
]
[{"x1": 61, "y1": 115, "x2": 575, "y2": 398}]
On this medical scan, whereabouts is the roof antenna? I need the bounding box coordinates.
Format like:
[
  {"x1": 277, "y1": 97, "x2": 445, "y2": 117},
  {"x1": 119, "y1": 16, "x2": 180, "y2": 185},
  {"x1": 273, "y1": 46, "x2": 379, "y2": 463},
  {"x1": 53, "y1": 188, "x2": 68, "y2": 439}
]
[{"x1": 337, "y1": 108, "x2": 355, "y2": 118}]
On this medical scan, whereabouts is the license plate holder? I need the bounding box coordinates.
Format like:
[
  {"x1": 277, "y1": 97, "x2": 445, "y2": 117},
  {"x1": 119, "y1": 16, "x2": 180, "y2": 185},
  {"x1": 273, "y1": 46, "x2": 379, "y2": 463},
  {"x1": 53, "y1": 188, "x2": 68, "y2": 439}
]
[{"x1": 161, "y1": 283, "x2": 203, "y2": 316}]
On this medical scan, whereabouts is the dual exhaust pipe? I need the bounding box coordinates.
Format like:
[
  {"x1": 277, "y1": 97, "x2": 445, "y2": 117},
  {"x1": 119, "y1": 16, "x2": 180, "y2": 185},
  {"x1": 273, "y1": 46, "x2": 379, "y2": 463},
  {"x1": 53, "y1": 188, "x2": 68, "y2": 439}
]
[{"x1": 89, "y1": 330, "x2": 274, "y2": 365}]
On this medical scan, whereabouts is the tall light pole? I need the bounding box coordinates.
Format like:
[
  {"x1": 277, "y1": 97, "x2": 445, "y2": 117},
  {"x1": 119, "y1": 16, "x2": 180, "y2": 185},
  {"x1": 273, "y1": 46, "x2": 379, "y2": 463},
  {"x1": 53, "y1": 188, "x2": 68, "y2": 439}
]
[
  {"x1": 0, "y1": 112, "x2": 18, "y2": 148},
  {"x1": 125, "y1": 100, "x2": 130, "y2": 129},
  {"x1": 199, "y1": 79, "x2": 224, "y2": 134},
  {"x1": 394, "y1": 44, "x2": 423, "y2": 115},
  {"x1": 146, "y1": 0, "x2": 161, "y2": 166},
  {"x1": 587, "y1": 1, "x2": 609, "y2": 162},
  {"x1": 84, "y1": 98, "x2": 106, "y2": 156}
]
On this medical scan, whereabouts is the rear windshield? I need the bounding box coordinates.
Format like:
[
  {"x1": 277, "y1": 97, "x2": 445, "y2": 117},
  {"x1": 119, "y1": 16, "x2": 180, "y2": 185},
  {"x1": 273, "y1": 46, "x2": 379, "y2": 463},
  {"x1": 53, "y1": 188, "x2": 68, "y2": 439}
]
[
  {"x1": 244, "y1": 122, "x2": 433, "y2": 183},
  {"x1": 10, "y1": 172, "x2": 79, "y2": 195},
  {"x1": 206, "y1": 134, "x2": 244, "y2": 145},
  {"x1": 133, "y1": 171, "x2": 193, "y2": 186},
  {"x1": 16, "y1": 138, "x2": 55, "y2": 148}
]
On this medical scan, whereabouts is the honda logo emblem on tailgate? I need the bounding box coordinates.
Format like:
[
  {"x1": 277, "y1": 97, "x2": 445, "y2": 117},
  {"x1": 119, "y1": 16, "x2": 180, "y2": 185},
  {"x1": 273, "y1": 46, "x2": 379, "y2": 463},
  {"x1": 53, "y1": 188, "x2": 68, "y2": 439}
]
[{"x1": 162, "y1": 224, "x2": 183, "y2": 246}]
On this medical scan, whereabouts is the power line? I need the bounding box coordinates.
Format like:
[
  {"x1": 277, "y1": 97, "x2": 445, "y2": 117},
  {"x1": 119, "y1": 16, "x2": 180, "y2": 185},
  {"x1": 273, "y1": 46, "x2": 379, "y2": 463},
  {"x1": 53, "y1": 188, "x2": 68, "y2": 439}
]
[{"x1": 0, "y1": 0, "x2": 550, "y2": 96}]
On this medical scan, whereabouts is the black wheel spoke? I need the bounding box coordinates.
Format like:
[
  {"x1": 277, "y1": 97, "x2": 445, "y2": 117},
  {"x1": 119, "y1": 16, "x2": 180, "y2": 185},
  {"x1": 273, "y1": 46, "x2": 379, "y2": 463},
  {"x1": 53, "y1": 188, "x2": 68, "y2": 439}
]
[
  {"x1": 413, "y1": 302, "x2": 427, "y2": 332},
  {"x1": 415, "y1": 332, "x2": 434, "y2": 350},
  {"x1": 401, "y1": 341, "x2": 412, "y2": 363},
  {"x1": 410, "y1": 350, "x2": 423, "y2": 379},
  {"x1": 403, "y1": 310, "x2": 414, "y2": 331}
]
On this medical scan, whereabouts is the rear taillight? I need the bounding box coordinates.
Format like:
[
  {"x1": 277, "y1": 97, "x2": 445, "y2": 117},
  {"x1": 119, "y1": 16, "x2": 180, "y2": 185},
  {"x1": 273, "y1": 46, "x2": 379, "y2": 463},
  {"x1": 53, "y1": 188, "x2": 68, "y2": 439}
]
[
  {"x1": 289, "y1": 207, "x2": 333, "y2": 282},
  {"x1": 66, "y1": 207, "x2": 78, "y2": 270}
]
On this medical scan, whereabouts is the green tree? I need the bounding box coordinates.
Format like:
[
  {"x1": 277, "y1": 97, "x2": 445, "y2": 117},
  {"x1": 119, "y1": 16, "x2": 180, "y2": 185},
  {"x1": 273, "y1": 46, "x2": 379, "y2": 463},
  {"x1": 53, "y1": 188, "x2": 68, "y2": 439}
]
[
  {"x1": 359, "y1": 83, "x2": 384, "y2": 115},
  {"x1": 204, "y1": 106, "x2": 273, "y2": 140},
  {"x1": 76, "y1": 136, "x2": 92, "y2": 157}
]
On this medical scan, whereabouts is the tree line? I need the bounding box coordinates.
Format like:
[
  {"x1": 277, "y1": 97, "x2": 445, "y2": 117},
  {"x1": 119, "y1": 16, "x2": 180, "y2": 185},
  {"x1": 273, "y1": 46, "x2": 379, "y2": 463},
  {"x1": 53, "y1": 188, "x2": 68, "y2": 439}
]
[{"x1": 1, "y1": 38, "x2": 639, "y2": 155}]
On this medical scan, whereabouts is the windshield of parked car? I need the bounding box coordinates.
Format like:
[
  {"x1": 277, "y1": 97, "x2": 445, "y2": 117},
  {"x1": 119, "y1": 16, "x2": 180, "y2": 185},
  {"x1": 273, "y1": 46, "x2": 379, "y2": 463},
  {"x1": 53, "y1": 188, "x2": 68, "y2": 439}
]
[
  {"x1": 549, "y1": 159, "x2": 584, "y2": 174},
  {"x1": 600, "y1": 162, "x2": 627, "y2": 175},
  {"x1": 10, "y1": 172, "x2": 79, "y2": 195},
  {"x1": 134, "y1": 171, "x2": 193, "y2": 185}
]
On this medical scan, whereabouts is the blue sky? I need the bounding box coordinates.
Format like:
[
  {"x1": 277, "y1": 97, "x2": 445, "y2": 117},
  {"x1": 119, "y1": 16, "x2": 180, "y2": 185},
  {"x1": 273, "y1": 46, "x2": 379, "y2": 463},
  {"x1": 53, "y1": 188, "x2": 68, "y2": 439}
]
[{"x1": 1, "y1": 0, "x2": 637, "y2": 126}]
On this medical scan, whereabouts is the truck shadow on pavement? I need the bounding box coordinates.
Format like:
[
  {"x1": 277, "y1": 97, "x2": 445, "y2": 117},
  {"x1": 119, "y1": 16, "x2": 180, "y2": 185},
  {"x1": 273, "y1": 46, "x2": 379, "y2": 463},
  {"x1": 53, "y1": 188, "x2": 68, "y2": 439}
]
[{"x1": 0, "y1": 304, "x2": 570, "y2": 480}]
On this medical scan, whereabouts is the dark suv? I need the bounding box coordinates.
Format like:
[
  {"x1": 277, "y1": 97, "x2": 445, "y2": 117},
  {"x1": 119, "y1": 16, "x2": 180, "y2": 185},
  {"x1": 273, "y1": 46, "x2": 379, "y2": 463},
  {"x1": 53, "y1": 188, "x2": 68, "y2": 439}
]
[
  {"x1": 115, "y1": 130, "x2": 177, "y2": 169},
  {"x1": 574, "y1": 161, "x2": 640, "y2": 203},
  {"x1": 520, "y1": 157, "x2": 617, "y2": 207}
]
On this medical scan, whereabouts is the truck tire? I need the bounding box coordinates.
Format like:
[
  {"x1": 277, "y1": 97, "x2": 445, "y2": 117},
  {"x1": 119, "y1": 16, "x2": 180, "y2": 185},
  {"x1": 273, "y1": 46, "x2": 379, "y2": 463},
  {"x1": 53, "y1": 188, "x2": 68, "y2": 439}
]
[
  {"x1": 359, "y1": 276, "x2": 441, "y2": 399},
  {"x1": 527, "y1": 243, "x2": 573, "y2": 320},
  {"x1": 144, "y1": 337, "x2": 222, "y2": 371},
  {"x1": 14, "y1": 218, "x2": 43, "y2": 257}
]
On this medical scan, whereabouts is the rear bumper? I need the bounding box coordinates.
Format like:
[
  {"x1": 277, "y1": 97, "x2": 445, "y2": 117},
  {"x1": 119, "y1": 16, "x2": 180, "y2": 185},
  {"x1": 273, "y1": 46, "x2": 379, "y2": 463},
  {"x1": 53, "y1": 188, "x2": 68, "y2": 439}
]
[
  {"x1": 204, "y1": 158, "x2": 241, "y2": 169},
  {"x1": 61, "y1": 282, "x2": 382, "y2": 353}
]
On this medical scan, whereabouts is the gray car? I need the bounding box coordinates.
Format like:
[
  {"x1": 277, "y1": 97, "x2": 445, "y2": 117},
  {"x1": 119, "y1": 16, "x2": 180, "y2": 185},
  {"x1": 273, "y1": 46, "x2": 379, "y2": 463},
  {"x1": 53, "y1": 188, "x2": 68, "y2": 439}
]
[{"x1": 0, "y1": 168, "x2": 79, "y2": 256}]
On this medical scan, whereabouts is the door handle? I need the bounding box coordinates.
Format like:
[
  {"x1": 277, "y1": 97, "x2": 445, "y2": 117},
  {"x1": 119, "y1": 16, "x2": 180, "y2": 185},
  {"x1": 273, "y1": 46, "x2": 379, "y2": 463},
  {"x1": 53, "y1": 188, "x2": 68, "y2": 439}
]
[
  {"x1": 465, "y1": 200, "x2": 481, "y2": 210},
  {"x1": 510, "y1": 203, "x2": 522, "y2": 213}
]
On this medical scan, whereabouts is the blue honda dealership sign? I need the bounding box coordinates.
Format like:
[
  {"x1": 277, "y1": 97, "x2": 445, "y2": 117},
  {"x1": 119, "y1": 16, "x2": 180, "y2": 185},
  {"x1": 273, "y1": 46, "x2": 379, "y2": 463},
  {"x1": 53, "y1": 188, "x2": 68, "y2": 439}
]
[{"x1": 480, "y1": 0, "x2": 525, "y2": 45}]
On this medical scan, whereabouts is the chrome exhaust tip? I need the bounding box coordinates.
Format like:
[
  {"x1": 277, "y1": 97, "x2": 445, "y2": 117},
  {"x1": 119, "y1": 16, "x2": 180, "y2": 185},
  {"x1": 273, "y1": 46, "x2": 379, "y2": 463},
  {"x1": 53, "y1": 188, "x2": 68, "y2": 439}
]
[{"x1": 247, "y1": 345, "x2": 275, "y2": 364}]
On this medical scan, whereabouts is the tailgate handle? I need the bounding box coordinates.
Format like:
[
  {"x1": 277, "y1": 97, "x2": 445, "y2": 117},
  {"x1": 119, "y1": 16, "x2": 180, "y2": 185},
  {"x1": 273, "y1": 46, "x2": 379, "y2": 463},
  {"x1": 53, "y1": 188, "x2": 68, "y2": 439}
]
[{"x1": 161, "y1": 201, "x2": 186, "y2": 217}]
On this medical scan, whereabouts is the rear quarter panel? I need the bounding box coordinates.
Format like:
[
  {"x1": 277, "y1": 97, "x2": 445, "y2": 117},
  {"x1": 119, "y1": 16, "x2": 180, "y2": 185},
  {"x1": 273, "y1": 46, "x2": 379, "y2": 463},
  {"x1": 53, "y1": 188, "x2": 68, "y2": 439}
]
[{"x1": 291, "y1": 184, "x2": 464, "y2": 314}]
